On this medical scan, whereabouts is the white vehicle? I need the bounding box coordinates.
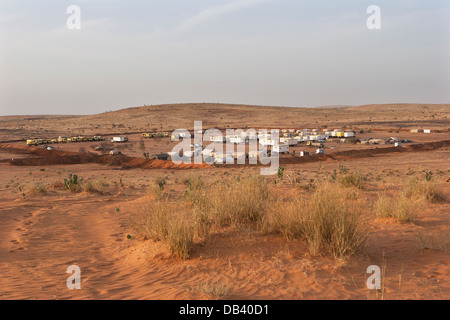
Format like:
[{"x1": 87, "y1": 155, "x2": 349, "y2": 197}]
[
  {"x1": 210, "y1": 136, "x2": 226, "y2": 142},
  {"x1": 316, "y1": 148, "x2": 325, "y2": 154},
  {"x1": 300, "y1": 151, "x2": 310, "y2": 156},
  {"x1": 394, "y1": 142, "x2": 402, "y2": 147},
  {"x1": 272, "y1": 145, "x2": 289, "y2": 154},
  {"x1": 112, "y1": 137, "x2": 128, "y2": 143}
]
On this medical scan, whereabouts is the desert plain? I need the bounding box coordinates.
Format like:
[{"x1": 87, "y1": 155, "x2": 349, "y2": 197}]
[{"x1": 0, "y1": 103, "x2": 449, "y2": 300}]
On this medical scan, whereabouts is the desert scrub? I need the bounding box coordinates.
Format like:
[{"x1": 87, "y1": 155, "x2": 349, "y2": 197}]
[
  {"x1": 185, "y1": 175, "x2": 270, "y2": 228},
  {"x1": 154, "y1": 176, "x2": 167, "y2": 191},
  {"x1": 300, "y1": 184, "x2": 369, "y2": 259},
  {"x1": 207, "y1": 175, "x2": 270, "y2": 228},
  {"x1": 29, "y1": 183, "x2": 47, "y2": 195},
  {"x1": 83, "y1": 179, "x2": 107, "y2": 194},
  {"x1": 193, "y1": 279, "x2": 231, "y2": 300},
  {"x1": 403, "y1": 177, "x2": 445, "y2": 203},
  {"x1": 338, "y1": 170, "x2": 367, "y2": 189},
  {"x1": 64, "y1": 172, "x2": 81, "y2": 192},
  {"x1": 374, "y1": 193, "x2": 418, "y2": 223},
  {"x1": 261, "y1": 199, "x2": 303, "y2": 240},
  {"x1": 263, "y1": 183, "x2": 368, "y2": 259},
  {"x1": 130, "y1": 198, "x2": 195, "y2": 259}
]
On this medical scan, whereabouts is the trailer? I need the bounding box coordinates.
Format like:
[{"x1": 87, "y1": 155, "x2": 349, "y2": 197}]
[
  {"x1": 280, "y1": 138, "x2": 298, "y2": 146},
  {"x1": 344, "y1": 132, "x2": 355, "y2": 138},
  {"x1": 112, "y1": 137, "x2": 128, "y2": 143},
  {"x1": 272, "y1": 145, "x2": 289, "y2": 154}
]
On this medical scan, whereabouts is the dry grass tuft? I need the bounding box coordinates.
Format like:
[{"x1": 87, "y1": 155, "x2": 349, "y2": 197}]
[
  {"x1": 374, "y1": 193, "x2": 419, "y2": 223},
  {"x1": 403, "y1": 178, "x2": 445, "y2": 203},
  {"x1": 29, "y1": 183, "x2": 47, "y2": 195},
  {"x1": 338, "y1": 170, "x2": 367, "y2": 190}
]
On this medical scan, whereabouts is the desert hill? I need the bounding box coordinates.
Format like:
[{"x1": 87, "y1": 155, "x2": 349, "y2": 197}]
[{"x1": 1, "y1": 103, "x2": 449, "y2": 141}]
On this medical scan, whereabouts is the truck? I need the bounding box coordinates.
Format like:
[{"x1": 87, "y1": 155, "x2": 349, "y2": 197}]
[
  {"x1": 27, "y1": 139, "x2": 38, "y2": 146},
  {"x1": 307, "y1": 141, "x2": 324, "y2": 148}
]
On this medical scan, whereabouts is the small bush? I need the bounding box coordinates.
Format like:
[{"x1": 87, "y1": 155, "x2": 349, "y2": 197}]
[
  {"x1": 131, "y1": 199, "x2": 194, "y2": 259},
  {"x1": 154, "y1": 176, "x2": 167, "y2": 191},
  {"x1": 264, "y1": 183, "x2": 368, "y2": 259},
  {"x1": 29, "y1": 183, "x2": 47, "y2": 195},
  {"x1": 195, "y1": 279, "x2": 231, "y2": 300},
  {"x1": 338, "y1": 170, "x2": 367, "y2": 189},
  {"x1": 375, "y1": 193, "x2": 418, "y2": 223},
  {"x1": 300, "y1": 184, "x2": 369, "y2": 259},
  {"x1": 64, "y1": 172, "x2": 81, "y2": 192},
  {"x1": 83, "y1": 179, "x2": 107, "y2": 194},
  {"x1": 403, "y1": 178, "x2": 445, "y2": 203}
]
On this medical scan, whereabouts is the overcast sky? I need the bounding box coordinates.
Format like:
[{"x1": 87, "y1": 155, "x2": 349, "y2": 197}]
[{"x1": 0, "y1": 0, "x2": 449, "y2": 115}]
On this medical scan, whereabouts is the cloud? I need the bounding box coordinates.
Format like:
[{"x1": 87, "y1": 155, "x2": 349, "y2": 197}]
[{"x1": 153, "y1": 0, "x2": 272, "y2": 36}]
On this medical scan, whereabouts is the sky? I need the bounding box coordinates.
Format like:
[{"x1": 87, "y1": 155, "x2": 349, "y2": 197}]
[{"x1": 0, "y1": 0, "x2": 449, "y2": 115}]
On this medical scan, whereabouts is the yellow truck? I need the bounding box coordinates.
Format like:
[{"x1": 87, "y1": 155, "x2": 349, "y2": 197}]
[
  {"x1": 142, "y1": 133, "x2": 154, "y2": 138},
  {"x1": 58, "y1": 137, "x2": 68, "y2": 143},
  {"x1": 27, "y1": 139, "x2": 38, "y2": 146}
]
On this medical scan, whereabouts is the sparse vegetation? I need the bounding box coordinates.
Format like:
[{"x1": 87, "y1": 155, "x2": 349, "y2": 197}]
[
  {"x1": 193, "y1": 279, "x2": 231, "y2": 300},
  {"x1": 264, "y1": 183, "x2": 368, "y2": 259},
  {"x1": 375, "y1": 193, "x2": 419, "y2": 223},
  {"x1": 338, "y1": 170, "x2": 367, "y2": 189},
  {"x1": 29, "y1": 183, "x2": 47, "y2": 195},
  {"x1": 64, "y1": 172, "x2": 81, "y2": 192},
  {"x1": 83, "y1": 179, "x2": 107, "y2": 194},
  {"x1": 403, "y1": 177, "x2": 445, "y2": 203}
]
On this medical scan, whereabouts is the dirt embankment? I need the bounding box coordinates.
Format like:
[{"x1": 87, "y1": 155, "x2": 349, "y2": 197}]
[
  {"x1": 1, "y1": 140, "x2": 449, "y2": 168},
  {"x1": 0, "y1": 144, "x2": 210, "y2": 170},
  {"x1": 280, "y1": 140, "x2": 450, "y2": 164}
]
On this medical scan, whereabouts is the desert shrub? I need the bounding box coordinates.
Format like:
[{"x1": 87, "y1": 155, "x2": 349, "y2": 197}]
[
  {"x1": 154, "y1": 176, "x2": 167, "y2": 191},
  {"x1": 209, "y1": 175, "x2": 270, "y2": 228},
  {"x1": 338, "y1": 170, "x2": 367, "y2": 189},
  {"x1": 29, "y1": 183, "x2": 47, "y2": 195},
  {"x1": 261, "y1": 200, "x2": 303, "y2": 240},
  {"x1": 83, "y1": 179, "x2": 107, "y2": 194},
  {"x1": 131, "y1": 199, "x2": 194, "y2": 259},
  {"x1": 194, "y1": 279, "x2": 231, "y2": 300},
  {"x1": 263, "y1": 183, "x2": 367, "y2": 259},
  {"x1": 403, "y1": 178, "x2": 445, "y2": 203},
  {"x1": 277, "y1": 167, "x2": 285, "y2": 179},
  {"x1": 374, "y1": 193, "x2": 418, "y2": 223},
  {"x1": 64, "y1": 172, "x2": 81, "y2": 192},
  {"x1": 417, "y1": 229, "x2": 450, "y2": 253},
  {"x1": 185, "y1": 175, "x2": 270, "y2": 228},
  {"x1": 300, "y1": 184, "x2": 369, "y2": 258}
]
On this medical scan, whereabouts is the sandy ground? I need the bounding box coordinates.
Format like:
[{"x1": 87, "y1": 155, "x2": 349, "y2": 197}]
[{"x1": 0, "y1": 104, "x2": 449, "y2": 300}]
